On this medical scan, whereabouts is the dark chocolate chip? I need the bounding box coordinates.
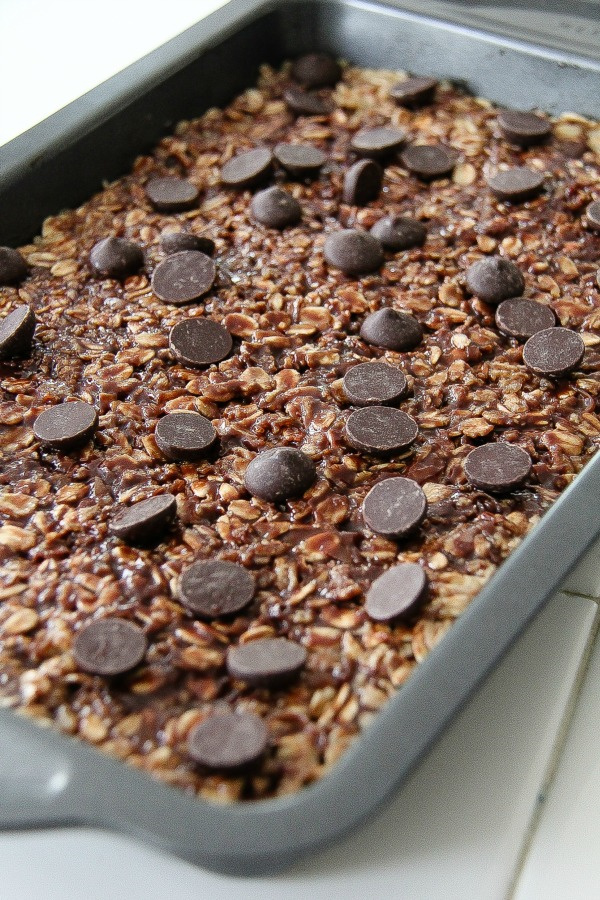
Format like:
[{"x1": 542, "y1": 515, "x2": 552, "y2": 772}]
[
  {"x1": 522, "y1": 326, "x2": 585, "y2": 377},
  {"x1": 290, "y1": 53, "x2": 341, "y2": 88},
  {"x1": 486, "y1": 166, "x2": 545, "y2": 202},
  {"x1": 244, "y1": 447, "x2": 316, "y2": 504},
  {"x1": 220, "y1": 148, "x2": 273, "y2": 188},
  {"x1": 390, "y1": 76, "x2": 438, "y2": 106},
  {"x1": 323, "y1": 229, "x2": 384, "y2": 276},
  {"x1": 226, "y1": 637, "x2": 307, "y2": 686},
  {"x1": 155, "y1": 411, "x2": 217, "y2": 461},
  {"x1": 585, "y1": 201, "x2": 600, "y2": 231},
  {"x1": 160, "y1": 231, "x2": 215, "y2": 256},
  {"x1": 0, "y1": 305, "x2": 36, "y2": 359},
  {"x1": 179, "y1": 560, "x2": 255, "y2": 619},
  {"x1": 345, "y1": 406, "x2": 418, "y2": 455},
  {"x1": 250, "y1": 186, "x2": 302, "y2": 229},
  {"x1": 188, "y1": 712, "x2": 268, "y2": 771},
  {"x1": 362, "y1": 476, "x2": 427, "y2": 539},
  {"x1": 33, "y1": 400, "x2": 98, "y2": 451},
  {"x1": 495, "y1": 298, "x2": 556, "y2": 340},
  {"x1": 360, "y1": 307, "x2": 423, "y2": 351},
  {"x1": 350, "y1": 126, "x2": 406, "y2": 159},
  {"x1": 464, "y1": 442, "x2": 532, "y2": 493},
  {"x1": 151, "y1": 250, "x2": 216, "y2": 304},
  {"x1": 365, "y1": 562, "x2": 429, "y2": 622},
  {"x1": 90, "y1": 237, "x2": 144, "y2": 279},
  {"x1": 73, "y1": 618, "x2": 147, "y2": 676},
  {"x1": 370, "y1": 215, "x2": 426, "y2": 251},
  {"x1": 283, "y1": 87, "x2": 332, "y2": 117},
  {"x1": 342, "y1": 362, "x2": 408, "y2": 406},
  {"x1": 109, "y1": 494, "x2": 177, "y2": 544},
  {"x1": 497, "y1": 110, "x2": 551, "y2": 146},
  {"x1": 465, "y1": 256, "x2": 525, "y2": 305},
  {"x1": 169, "y1": 318, "x2": 232, "y2": 367},
  {"x1": 145, "y1": 176, "x2": 199, "y2": 212},
  {"x1": 400, "y1": 144, "x2": 457, "y2": 180},
  {"x1": 343, "y1": 159, "x2": 383, "y2": 206},
  {"x1": 0, "y1": 247, "x2": 28, "y2": 285},
  {"x1": 274, "y1": 142, "x2": 326, "y2": 177}
]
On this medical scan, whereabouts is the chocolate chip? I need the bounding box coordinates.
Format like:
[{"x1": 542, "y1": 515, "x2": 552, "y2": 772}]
[
  {"x1": 221, "y1": 148, "x2": 273, "y2": 188},
  {"x1": 323, "y1": 229, "x2": 384, "y2": 276},
  {"x1": 465, "y1": 256, "x2": 525, "y2": 305},
  {"x1": 179, "y1": 560, "x2": 255, "y2": 619},
  {"x1": 0, "y1": 305, "x2": 36, "y2": 359},
  {"x1": 160, "y1": 231, "x2": 215, "y2": 256},
  {"x1": 495, "y1": 298, "x2": 556, "y2": 340},
  {"x1": 0, "y1": 247, "x2": 28, "y2": 285},
  {"x1": 33, "y1": 400, "x2": 98, "y2": 451},
  {"x1": 486, "y1": 166, "x2": 545, "y2": 202},
  {"x1": 362, "y1": 477, "x2": 427, "y2": 539},
  {"x1": 522, "y1": 326, "x2": 585, "y2": 377},
  {"x1": 290, "y1": 53, "x2": 341, "y2": 88},
  {"x1": 464, "y1": 442, "x2": 532, "y2": 492},
  {"x1": 244, "y1": 447, "x2": 316, "y2": 504},
  {"x1": 90, "y1": 237, "x2": 144, "y2": 279},
  {"x1": 400, "y1": 144, "x2": 457, "y2": 180},
  {"x1": 360, "y1": 307, "x2": 423, "y2": 351},
  {"x1": 169, "y1": 318, "x2": 232, "y2": 367},
  {"x1": 390, "y1": 76, "x2": 438, "y2": 106},
  {"x1": 350, "y1": 126, "x2": 406, "y2": 159},
  {"x1": 274, "y1": 142, "x2": 326, "y2": 177},
  {"x1": 365, "y1": 562, "x2": 429, "y2": 622},
  {"x1": 346, "y1": 407, "x2": 418, "y2": 455},
  {"x1": 188, "y1": 712, "x2": 268, "y2": 771},
  {"x1": 226, "y1": 637, "x2": 307, "y2": 686},
  {"x1": 370, "y1": 215, "x2": 426, "y2": 251},
  {"x1": 283, "y1": 87, "x2": 332, "y2": 116},
  {"x1": 145, "y1": 176, "x2": 199, "y2": 213},
  {"x1": 497, "y1": 110, "x2": 551, "y2": 146},
  {"x1": 250, "y1": 187, "x2": 302, "y2": 229},
  {"x1": 585, "y1": 201, "x2": 600, "y2": 231},
  {"x1": 343, "y1": 159, "x2": 383, "y2": 206},
  {"x1": 73, "y1": 618, "x2": 147, "y2": 677},
  {"x1": 155, "y1": 411, "x2": 217, "y2": 461},
  {"x1": 151, "y1": 250, "x2": 216, "y2": 304},
  {"x1": 342, "y1": 362, "x2": 408, "y2": 406},
  {"x1": 109, "y1": 494, "x2": 177, "y2": 544}
]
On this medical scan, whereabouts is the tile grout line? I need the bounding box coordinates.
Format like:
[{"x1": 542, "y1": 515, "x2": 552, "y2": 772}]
[
  {"x1": 561, "y1": 588, "x2": 600, "y2": 603},
  {"x1": 505, "y1": 596, "x2": 600, "y2": 900}
]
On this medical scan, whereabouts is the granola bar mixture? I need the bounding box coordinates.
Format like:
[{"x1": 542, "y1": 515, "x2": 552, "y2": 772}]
[{"x1": 1, "y1": 58, "x2": 600, "y2": 801}]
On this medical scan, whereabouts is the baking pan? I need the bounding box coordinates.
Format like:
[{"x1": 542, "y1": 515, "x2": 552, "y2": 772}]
[{"x1": 1, "y1": 0, "x2": 600, "y2": 876}]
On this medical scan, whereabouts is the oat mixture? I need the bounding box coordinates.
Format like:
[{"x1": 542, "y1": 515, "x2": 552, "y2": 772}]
[{"x1": 1, "y1": 59, "x2": 600, "y2": 802}]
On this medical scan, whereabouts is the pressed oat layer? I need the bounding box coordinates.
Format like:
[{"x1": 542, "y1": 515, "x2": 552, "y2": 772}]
[{"x1": 1, "y1": 62, "x2": 600, "y2": 802}]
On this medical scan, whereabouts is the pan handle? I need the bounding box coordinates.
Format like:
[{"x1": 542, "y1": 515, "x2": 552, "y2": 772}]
[{"x1": 0, "y1": 710, "x2": 75, "y2": 830}]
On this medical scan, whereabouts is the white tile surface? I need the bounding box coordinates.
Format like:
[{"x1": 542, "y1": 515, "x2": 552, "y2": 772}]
[
  {"x1": 0, "y1": 0, "x2": 232, "y2": 147},
  {"x1": 0, "y1": 592, "x2": 595, "y2": 900},
  {"x1": 513, "y1": 605, "x2": 600, "y2": 900}
]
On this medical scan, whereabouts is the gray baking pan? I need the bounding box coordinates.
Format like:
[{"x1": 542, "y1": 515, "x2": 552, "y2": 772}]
[{"x1": 1, "y1": 0, "x2": 600, "y2": 876}]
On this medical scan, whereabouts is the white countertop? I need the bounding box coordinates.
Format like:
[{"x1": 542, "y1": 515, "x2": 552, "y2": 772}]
[{"x1": 2, "y1": 2, "x2": 600, "y2": 897}]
